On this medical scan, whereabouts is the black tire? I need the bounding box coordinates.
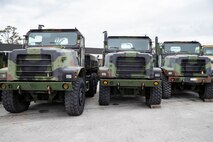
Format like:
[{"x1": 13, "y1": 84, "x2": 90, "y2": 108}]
[
  {"x1": 199, "y1": 83, "x2": 213, "y2": 100},
  {"x1": 146, "y1": 85, "x2": 162, "y2": 107},
  {"x1": 2, "y1": 90, "x2": 30, "y2": 113},
  {"x1": 65, "y1": 78, "x2": 85, "y2": 116},
  {"x1": 162, "y1": 74, "x2": 172, "y2": 99},
  {"x1": 99, "y1": 85, "x2": 110, "y2": 105},
  {"x1": 86, "y1": 73, "x2": 98, "y2": 97}
]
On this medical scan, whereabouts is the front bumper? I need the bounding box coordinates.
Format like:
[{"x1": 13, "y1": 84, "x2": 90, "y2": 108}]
[
  {"x1": 0, "y1": 82, "x2": 73, "y2": 91},
  {"x1": 168, "y1": 76, "x2": 212, "y2": 83},
  {"x1": 100, "y1": 79, "x2": 161, "y2": 87}
]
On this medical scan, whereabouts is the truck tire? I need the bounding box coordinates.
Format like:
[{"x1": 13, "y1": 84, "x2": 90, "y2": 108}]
[
  {"x1": 65, "y1": 78, "x2": 85, "y2": 116},
  {"x1": 99, "y1": 85, "x2": 110, "y2": 105},
  {"x1": 2, "y1": 90, "x2": 30, "y2": 113},
  {"x1": 146, "y1": 85, "x2": 162, "y2": 107},
  {"x1": 86, "y1": 73, "x2": 98, "y2": 97},
  {"x1": 199, "y1": 83, "x2": 213, "y2": 100},
  {"x1": 162, "y1": 74, "x2": 171, "y2": 99}
]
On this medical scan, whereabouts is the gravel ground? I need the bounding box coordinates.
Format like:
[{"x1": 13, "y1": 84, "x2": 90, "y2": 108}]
[{"x1": 0, "y1": 91, "x2": 213, "y2": 142}]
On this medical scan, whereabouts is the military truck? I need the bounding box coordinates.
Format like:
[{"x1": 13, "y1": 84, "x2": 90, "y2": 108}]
[
  {"x1": 203, "y1": 45, "x2": 213, "y2": 69},
  {"x1": 98, "y1": 32, "x2": 162, "y2": 107},
  {"x1": 0, "y1": 28, "x2": 98, "y2": 116},
  {"x1": 160, "y1": 41, "x2": 213, "y2": 101}
]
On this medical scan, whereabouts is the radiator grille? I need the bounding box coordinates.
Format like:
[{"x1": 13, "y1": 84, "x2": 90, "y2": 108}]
[
  {"x1": 16, "y1": 54, "x2": 52, "y2": 77},
  {"x1": 116, "y1": 57, "x2": 146, "y2": 76},
  {"x1": 181, "y1": 59, "x2": 206, "y2": 76}
]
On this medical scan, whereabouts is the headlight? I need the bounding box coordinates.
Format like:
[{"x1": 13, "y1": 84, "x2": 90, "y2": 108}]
[
  {"x1": 154, "y1": 73, "x2": 161, "y2": 78},
  {"x1": 65, "y1": 74, "x2": 72, "y2": 79},
  {"x1": 0, "y1": 73, "x2": 7, "y2": 79},
  {"x1": 168, "y1": 71, "x2": 173, "y2": 75},
  {"x1": 101, "y1": 72, "x2": 107, "y2": 76}
]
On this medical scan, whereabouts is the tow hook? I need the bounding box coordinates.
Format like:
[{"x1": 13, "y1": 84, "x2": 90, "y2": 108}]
[
  {"x1": 47, "y1": 86, "x2": 52, "y2": 95},
  {"x1": 17, "y1": 85, "x2": 21, "y2": 94},
  {"x1": 182, "y1": 80, "x2": 184, "y2": 85},
  {"x1": 202, "y1": 80, "x2": 205, "y2": 85},
  {"x1": 141, "y1": 83, "x2": 145, "y2": 90},
  {"x1": 117, "y1": 82, "x2": 120, "y2": 90}
]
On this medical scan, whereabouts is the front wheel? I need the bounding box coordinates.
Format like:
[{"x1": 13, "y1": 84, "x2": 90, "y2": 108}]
[
  {"x1": 2, "y1": 90, "x2": 30, "y2": 113},
  {"x1": 199, "y1": 83, "x2": 213, "y2": 101},
  {"x1": 162, "y1": 74, "x2": 172, "y2": 99},
  {"x1": 99, "y1": 85, "x2": 110, "y2": 105},
  {"x1": 146, "y1": 85, "x2": 162, "y2": 107},
  {"x1": 64, "y1": 78, "x2": 85, "y2": 116}
]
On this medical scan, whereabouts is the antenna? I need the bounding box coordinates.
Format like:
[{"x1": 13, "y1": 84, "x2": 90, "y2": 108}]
[{"x1": 38, "y1": 24, "x2": 44, "y2": 30}]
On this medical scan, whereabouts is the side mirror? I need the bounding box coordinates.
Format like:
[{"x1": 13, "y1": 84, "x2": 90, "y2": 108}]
[
  {"x1": 22, "y1": 35, "x2": 28, "y2": 49},
  {"x1": 103, "y1": 31, "x2": 108, "y2": 48},
  {"x1": 200, "y1": 49, "x2": 204, "y2": 56}
]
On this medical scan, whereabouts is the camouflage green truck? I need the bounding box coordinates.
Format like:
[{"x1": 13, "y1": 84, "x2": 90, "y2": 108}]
[
  {"x1": 0, "y1": 28, "x2": 98, "y2": 116},
  {"x1": 98, "y1": 32, "x2": 162, "y2": 107},
  {"x1": 160, "y1": 41, "x2": 213, "y2": 101}
]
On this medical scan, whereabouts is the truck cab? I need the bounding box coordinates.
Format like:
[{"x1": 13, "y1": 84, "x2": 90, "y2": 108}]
[
  {"x1": 160, "y1": 41, "x2": 213, "y2": 101},
  {"x1": 0, "y1": 28, "x2": 98, "y2": 116},
  {"x1": 99, "y1": 32, "x2": 162, "y2": 107}
]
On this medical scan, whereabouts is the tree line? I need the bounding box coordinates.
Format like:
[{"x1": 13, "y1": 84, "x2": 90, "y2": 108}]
[{"x1": 0, "y1": 26, "x2": 22, "y2": 44}]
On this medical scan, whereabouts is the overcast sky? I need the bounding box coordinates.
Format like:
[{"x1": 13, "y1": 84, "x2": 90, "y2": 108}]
[{"x1": 0, "y1": 0, "x2": 213, "y2": 47}]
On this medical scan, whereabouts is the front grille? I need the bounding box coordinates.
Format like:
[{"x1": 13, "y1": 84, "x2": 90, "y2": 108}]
[
  {"x1": 181, "y1": 59, "x2": 206, "y2": 76},
  {"x1": 16, "y1": 54, "x2": 52, "y2": 77},
  {"x1": 116, "y1": 57, "x2": 146, "y2": 76}
]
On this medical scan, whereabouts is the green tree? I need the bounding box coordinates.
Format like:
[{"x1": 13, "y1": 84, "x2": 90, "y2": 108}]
[{"x1": 0, "y1": 26, "x2": 22, "y2": 44}]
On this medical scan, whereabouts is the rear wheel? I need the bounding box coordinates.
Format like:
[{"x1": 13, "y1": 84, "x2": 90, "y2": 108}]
[
  {"x1": 162, "y1": 74, "x2": 172, "y2": 99},
  {"x1": 65, "y1": 78, "x2": 85, "y2": 116},
  {"x1": 99, "y1": 85, "x2": 110, "y2": 105},
  {"x1": 2, "y1": 90, "x2": 30, "y2": 113},
  {"x1": 146, "y1": 85, "x2": 162, "y2": 107},
  {"x1": 86, "y1": 73, "x2": 98, "y2": 97},
  {"x1": 199, "y1": 83, "x2": 213, "y2": 101}
]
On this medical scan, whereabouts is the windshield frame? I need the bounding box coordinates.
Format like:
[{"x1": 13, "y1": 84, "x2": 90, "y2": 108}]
[
  {"x1": 27, "y1": 31, "x2": 78, "y2": 47},
  {"x1": 106, "y1": 36, "x2": 152, "y2": 52},
  {"x1": 162, "y1": 42, "x2": 202, "y2": 55}
]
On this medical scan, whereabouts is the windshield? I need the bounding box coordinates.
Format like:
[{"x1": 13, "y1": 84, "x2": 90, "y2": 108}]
[
  {"x1": 107, "y1": 38, "x2": 150, "y2": 51},
  {"x1": 203, "y1": 48, "x2": 213, "y2": 55},
  {"x1": 163, "y1": 43, "x2": 201, "y2": 54},
  {"x1": 28, "y1": 32, "x2": 78, "y2": 46}
]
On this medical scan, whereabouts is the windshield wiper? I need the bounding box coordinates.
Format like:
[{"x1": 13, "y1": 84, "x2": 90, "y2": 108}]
[
  {"x1": 49, "y1": 41, "x2": 56, "y2": 44},
  {"x1": 109, "y1": 46, "x2": 120, "y2": 50},
  {"x1": 179, "y1": 51, "x2": 190, "y2": 53},
  {"x1": 165, "y1": 51, "x2": 190, "y2": 54},
  {"x1": 33, "y1": 42, "x2": 42, "y2": 45},
  {"x1": 165, "y1": 51, "x2": 176, "y2": 53}
]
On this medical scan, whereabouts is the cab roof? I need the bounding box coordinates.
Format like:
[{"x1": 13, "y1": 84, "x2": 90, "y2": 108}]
[
  {"x1": 108, "y1": 36, "x2": 152, "y2": 44},
  {"x1": 163, "y1": 41, "x2": 201, "y2": 44},
  {"x1": 27, "y1": 28, "x2": 83, "y2": 36},
  {"x1": 108, "y1": 36, "x2": 151, "y2": 39}
]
